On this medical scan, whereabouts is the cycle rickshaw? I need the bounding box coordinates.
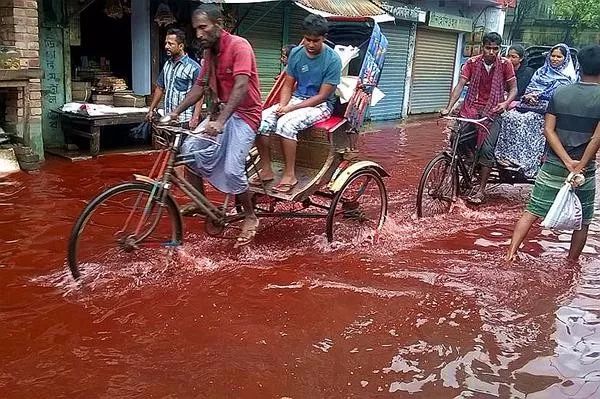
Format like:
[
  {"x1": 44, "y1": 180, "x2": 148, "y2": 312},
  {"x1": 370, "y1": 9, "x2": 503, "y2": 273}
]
[
  {"x1": 416, "y1": 115, "x2": 535, "y2": 218},
  {"x1": 416, "y1": 44, "x2": 580, "y2": 218},
  {"x1": 67, "y1": 17, "x2": 390, "y2": 280}
]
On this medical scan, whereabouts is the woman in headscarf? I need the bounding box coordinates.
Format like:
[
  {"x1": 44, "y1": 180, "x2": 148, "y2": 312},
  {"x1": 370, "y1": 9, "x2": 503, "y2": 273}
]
[
  {"x1": 507, "y1": 44, "x2": 535, "y2": 100},
  {"x1": 494, "y1": 43, "x2": 578, "y2": 178}
]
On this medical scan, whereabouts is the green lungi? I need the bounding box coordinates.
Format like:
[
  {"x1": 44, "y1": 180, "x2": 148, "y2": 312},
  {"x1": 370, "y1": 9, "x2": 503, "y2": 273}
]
[{"x1": 527, "y1": 160, "x2": 596, "y2": 225}]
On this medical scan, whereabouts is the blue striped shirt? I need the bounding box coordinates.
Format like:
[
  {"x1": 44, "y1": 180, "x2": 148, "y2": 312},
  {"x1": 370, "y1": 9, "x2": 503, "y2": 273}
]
[{"x1": 157, "y1": 54, "x2": 201, "y2": 122}]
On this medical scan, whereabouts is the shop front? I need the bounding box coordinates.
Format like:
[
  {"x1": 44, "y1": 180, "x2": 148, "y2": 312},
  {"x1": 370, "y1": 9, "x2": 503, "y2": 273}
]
[
  {"x1": 408, "y1": 11, "x2": 471, "y2": 115},
  {"x1": 39, "y1": 0, "x2": 399, "y2": 155},
  {"x1": 369, "y1": 1, "x2": 424, "y2": 121}
]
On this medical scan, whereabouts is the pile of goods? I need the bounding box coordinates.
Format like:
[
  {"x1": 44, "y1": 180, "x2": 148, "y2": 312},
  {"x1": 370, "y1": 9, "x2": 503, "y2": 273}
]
[
  {"x1": 0, "y1": 46, "x2": 20, "y2": 70},
  {"x1": 96, "y1": 76, "x2": 128, "y2": 92}
]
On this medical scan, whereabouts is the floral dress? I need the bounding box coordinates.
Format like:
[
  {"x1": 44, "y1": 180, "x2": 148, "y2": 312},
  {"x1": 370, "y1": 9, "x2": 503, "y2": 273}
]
[{"x1": 493, "y1": 110, "x2": 545, "y2": 178}]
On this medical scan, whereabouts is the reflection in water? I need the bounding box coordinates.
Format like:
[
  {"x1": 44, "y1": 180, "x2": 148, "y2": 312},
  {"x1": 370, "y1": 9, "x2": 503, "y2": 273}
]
[
  {"x1": 1, "y1": 121, "x2": 599, "y2": 397},
  {"x1": 516, "y1": 260, "x2": 600, "y2": 399}
]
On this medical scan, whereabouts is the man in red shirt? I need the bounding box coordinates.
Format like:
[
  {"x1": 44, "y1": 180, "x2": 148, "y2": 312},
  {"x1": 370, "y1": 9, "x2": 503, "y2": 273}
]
[
  {"x1": 441, "y1": 32, "x2": 517, "y2": 204},
  {"x1": 168, "y1": 4, "x2": 262, "y2": 247}
]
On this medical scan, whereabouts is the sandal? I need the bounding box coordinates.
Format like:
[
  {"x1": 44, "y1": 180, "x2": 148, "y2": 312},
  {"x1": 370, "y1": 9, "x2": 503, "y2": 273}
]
[
  {"x1": 271, "y1": 180, "x2": 298, "y2": 194},
  {"x1": 234, "y1": 217, "x2": 259, "y2": 248},
  {"x1": 466, "y1": 191, "x2": 485, "y2": 205},
  {"x1": 249, "y1": 173, "x2": 274, "y2": 186}
]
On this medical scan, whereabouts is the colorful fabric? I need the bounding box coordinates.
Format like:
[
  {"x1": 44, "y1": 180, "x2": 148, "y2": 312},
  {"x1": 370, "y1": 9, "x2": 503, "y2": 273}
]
[
  {"x1": 156, "y1": 54, "x2": 201, "y2": 121},
  {"x1": 527, "y1": 160, "x2": 596, "y2": 225},
  {"x1": 546, "y1": 82, "x2": 600, "y2": 164},
  {"x1": 460, "y1": 55, "x2": 515, "y2": 119},
  {"x1": 525, "y1": 44, "x2": 578, "y2": 101},
  {"x1": 180, "y1": 114, "x2": 256, "y2": 194},
  {"x1": 259, "y1": 96, "x2": 331, "y2": 141},
  {"x1": 286, "y1": 45, "x2": 342, "y2": 108},
  {"x1": 195, "y1": 31, "x2": 262, "y2": 131},
  {"x1": 494, "y1": 110, "x2": 545, "y2": 177}
]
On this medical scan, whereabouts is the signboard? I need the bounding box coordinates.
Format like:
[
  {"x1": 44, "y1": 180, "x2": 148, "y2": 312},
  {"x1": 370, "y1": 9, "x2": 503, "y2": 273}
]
[
  {"x1": 380, "y1": 1, "x2": 421, "y2": 22},
  {"x1": 428, "y1": 12, "x2": 472, "y2": 32}
]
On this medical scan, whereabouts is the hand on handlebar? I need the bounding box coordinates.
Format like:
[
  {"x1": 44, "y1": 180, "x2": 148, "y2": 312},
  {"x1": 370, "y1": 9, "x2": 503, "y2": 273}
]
[
  {"x1": 204, "y1": 120, "x2": 224, "y2": 136},
  {"x1": 440, "y1": 108, "x2": 451, "y2": 117},
  {"x1": 492, "y1": 102, "x2": 508, "y2": 114}
]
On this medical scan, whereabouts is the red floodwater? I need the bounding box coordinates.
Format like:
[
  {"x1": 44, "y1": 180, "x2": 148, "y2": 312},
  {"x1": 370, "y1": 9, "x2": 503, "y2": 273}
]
[{"x1": 1, "y1": 120, "x2": 599, "y2": 398}]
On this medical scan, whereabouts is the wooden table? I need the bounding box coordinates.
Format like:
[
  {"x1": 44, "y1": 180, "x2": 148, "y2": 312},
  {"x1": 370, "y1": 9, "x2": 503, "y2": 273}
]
[{"x1": 54, "y1": 110, "x2": 147, "y2": 156}]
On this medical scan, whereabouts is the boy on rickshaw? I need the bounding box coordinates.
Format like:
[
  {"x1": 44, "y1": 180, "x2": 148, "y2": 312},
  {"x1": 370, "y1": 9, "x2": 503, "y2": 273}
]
[
  {"x1": 441, "y1": 32, "x2": 517, "y2": 204},
  {"x1": 253, "y1": 14, "x2": 342, "y2": 193}
]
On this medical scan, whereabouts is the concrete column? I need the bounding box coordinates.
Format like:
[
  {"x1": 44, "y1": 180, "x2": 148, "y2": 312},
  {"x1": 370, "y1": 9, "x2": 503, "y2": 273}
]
[{"x1": 131, "y1": 0, "x2": 150, "y2": 95}]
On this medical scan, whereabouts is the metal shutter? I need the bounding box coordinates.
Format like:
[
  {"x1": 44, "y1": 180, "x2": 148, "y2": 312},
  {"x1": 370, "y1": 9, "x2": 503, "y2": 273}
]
[
  {"x1": 409, "y1": 29, "x2": 457, "y2": 114},
  {"x1": 369, "y1": 22, "x2": 411, "y2": 121},
  {"x1": 238, "y1": 3, "x2": 284, "y2": 98},
  {"x1": 289, "y1": 4, "x2": 310, "y2": 45}
]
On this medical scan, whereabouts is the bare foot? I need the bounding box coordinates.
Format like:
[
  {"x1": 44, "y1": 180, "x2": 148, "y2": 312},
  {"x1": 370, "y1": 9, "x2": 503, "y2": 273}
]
[{"x1": 506, "y1": 250, "x2": 518, "y2": 262}]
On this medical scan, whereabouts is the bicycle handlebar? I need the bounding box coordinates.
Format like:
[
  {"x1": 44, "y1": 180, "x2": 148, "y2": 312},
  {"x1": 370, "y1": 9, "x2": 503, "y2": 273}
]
[
  {"x1": 154, "y1": 124, "x2": 221, "y2": 147},
  {"x1": 442, "y1": 115, "x2": 490, "y2": 124}
]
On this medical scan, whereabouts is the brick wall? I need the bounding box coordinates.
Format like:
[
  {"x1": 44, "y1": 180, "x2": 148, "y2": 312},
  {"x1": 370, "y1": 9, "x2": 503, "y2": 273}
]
[{"x1": 0, "y1": 0, "x2": 43, "y2": 156}]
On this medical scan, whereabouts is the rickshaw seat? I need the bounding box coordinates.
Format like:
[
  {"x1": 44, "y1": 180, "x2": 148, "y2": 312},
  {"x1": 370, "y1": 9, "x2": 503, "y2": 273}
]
[{"x1": 313, "y1": 115, "x2": 346, "y2": 133}]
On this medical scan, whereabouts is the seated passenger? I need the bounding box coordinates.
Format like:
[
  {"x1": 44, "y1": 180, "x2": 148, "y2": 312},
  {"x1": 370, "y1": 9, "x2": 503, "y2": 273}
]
[
  {"x1": 494, "y1": 43, "x2": 578, "y2": 178},
  {"x1": 507, "y1": 44, "x2": 535, "y2": 101},
  {"x1": 253, "y1": 14, "x2": 342, "y2": 193}
]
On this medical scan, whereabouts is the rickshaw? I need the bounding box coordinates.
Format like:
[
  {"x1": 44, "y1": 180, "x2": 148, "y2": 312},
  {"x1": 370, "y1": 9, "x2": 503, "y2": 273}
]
[
  {"x1": 416, "y1": 114, "x2": 535, "y2": 218},
  {"x1": 416, "y1": 44, "x2": 581, "y2": 218},
  {"x1": 67, "y1": 17, "x2": 390, "y2": 280}
]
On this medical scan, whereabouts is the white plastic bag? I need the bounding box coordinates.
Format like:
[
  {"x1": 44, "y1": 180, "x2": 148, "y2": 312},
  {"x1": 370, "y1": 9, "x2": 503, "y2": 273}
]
[{"x1": 541, "y1": 173, "x2": 584, "y2": 231}]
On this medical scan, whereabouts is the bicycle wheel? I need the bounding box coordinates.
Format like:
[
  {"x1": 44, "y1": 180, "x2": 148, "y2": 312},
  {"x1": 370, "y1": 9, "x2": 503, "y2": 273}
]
[
  {"x1": 416, "y1": 154, "x2": 457, "y2": 218},
  {"x1": 326, "y1": 169, "x2": 388, "y2": 244},
  {"x1": 67, "y1": 182, "x2": 183, "y2": 280}
]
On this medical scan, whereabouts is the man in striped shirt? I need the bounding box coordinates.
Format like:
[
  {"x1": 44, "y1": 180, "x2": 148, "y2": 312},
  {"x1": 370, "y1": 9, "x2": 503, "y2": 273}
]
[{"x1": 147, "y1": 28, "x2": 202, "y2": 128}]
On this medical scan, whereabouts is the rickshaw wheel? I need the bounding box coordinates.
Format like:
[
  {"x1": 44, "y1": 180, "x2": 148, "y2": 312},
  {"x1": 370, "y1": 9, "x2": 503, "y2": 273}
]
[
  {"x1": 416, "y1": 154, "x2": 458, "y2": 218},
  {"x1": 326, "y1": 169, "x2": 387, "y2": 244}
]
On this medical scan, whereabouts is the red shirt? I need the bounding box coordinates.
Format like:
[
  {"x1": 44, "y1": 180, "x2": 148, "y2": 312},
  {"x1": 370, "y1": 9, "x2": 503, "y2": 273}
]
[
  {"x1": 460, "y1": 56, "x2": 515, "y2": 108},
  {"x1": 196, "y1": 31, "x2": 262, "y2": 131}
]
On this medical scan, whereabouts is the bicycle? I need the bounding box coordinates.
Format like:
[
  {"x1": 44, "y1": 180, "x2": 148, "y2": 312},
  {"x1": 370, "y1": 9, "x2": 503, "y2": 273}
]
[{"x1": 416, "y1": 115, "x2": 535, "y2": 218}]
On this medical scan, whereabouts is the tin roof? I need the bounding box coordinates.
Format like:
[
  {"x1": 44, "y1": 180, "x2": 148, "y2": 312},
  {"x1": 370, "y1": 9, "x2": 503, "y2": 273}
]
[{"x1": 294, "y1": 0, "x2": 394, "y2": 22}]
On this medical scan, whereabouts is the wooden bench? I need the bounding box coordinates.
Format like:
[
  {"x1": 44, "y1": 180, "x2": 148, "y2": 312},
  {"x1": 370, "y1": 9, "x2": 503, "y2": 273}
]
[{"x1": 55, "y1": 110, "x2": 147, "y2": 156}]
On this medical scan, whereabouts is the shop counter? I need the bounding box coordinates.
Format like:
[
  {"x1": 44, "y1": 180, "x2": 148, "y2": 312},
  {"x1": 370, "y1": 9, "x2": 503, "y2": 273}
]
[{"x1": 54, "y1": 110, "x2": 147, "y2": 156}]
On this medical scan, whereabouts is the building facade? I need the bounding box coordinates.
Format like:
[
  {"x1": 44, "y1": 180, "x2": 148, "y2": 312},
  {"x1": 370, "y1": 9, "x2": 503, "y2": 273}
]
[
  {"x1": 0, "y1": 0, "x2": 43, "y2": 156},
  {"x1": 0, "y1": 0, "x2": 513, "y2": 156}
]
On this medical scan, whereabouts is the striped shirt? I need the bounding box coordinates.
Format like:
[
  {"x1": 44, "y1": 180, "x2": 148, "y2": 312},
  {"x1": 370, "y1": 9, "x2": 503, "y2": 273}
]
[{"x1": 157, "y1": 54, "x2": 201, "y2": 122}]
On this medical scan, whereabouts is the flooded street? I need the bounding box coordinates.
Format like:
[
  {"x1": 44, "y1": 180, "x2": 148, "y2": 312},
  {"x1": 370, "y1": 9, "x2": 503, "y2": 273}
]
[{"x1": 2, "y1": 119, "x2": 599, "y2": 398}]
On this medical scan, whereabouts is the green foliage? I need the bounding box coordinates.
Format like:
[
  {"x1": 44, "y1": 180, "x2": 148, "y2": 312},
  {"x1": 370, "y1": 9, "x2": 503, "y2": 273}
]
[{"x1": 554, "y1": 0, "x2": 600, "y2": 30}]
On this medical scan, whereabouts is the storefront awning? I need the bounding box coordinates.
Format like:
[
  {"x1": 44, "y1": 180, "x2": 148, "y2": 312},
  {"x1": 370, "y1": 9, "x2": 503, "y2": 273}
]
[{"x1": 294, "y1": 0, "x2": 395, "y2": 23}]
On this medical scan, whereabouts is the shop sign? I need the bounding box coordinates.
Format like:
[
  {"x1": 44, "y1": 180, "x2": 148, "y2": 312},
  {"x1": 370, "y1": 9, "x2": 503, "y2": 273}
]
[
  {"x1": 380, "y1": 1, "x2": 422, "y2": 22},
  {"x1": 428, "y1": 12, "x2": 472, "y2": 32}
]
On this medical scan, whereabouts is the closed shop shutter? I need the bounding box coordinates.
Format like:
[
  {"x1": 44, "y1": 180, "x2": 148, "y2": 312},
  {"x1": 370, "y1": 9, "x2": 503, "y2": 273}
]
[
  {"x1": 238, "y1": 2, "x2": 284, "y2": 98},
  {"x1": 289, "y1": 4, "x2": 310, "y2": 46},
  {"x1": 409, "y1": 29, "x2": 457, "y2": 114},
  {"x1": 369, "y1": 22, "x2": 411, "y2": 121}
]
